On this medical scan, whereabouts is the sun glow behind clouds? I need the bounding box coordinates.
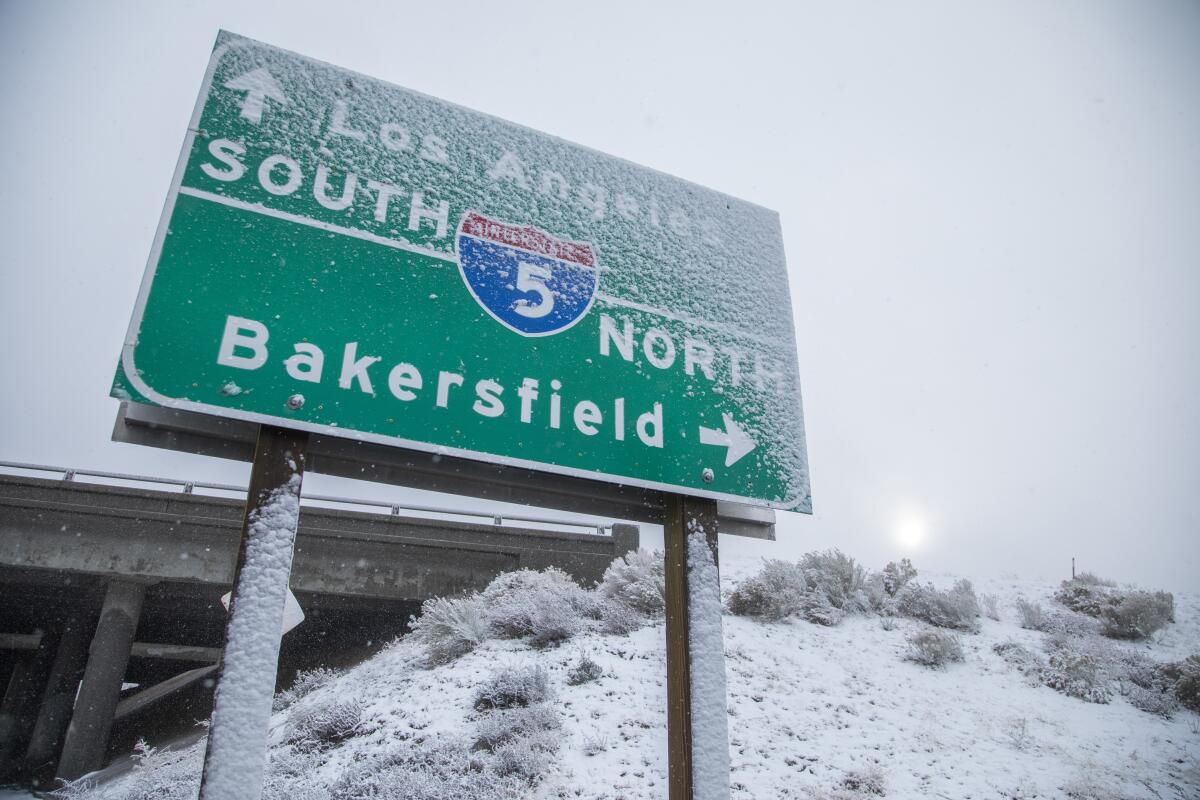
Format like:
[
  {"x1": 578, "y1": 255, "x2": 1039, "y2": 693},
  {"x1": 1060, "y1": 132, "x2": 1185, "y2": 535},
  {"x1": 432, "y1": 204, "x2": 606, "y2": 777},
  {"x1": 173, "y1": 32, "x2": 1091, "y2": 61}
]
[{"x1": 894, "y1": 511, "x2": 929, "y2": 551}]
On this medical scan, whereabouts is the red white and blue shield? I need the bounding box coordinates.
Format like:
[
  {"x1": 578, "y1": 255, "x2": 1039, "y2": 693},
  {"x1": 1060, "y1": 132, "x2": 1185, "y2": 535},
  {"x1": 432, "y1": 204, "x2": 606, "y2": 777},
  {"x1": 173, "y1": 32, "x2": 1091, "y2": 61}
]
[{"x1": 455, "y1": 212, "x2": 599, "y2": 337}]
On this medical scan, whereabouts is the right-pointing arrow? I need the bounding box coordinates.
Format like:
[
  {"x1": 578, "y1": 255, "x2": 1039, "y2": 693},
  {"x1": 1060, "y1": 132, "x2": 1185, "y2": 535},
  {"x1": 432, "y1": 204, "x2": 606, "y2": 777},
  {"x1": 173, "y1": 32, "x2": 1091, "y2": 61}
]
[{"x1": 699, "y1": 413, "x2": 756, "y2": 468}]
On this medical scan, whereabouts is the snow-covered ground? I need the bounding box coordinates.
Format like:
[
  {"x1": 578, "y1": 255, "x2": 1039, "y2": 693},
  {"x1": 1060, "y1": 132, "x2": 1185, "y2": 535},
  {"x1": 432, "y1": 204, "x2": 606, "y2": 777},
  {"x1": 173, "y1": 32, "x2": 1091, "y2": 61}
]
[{"x1": 56, "y1": 555, "x2": 1200, "y2": 799}]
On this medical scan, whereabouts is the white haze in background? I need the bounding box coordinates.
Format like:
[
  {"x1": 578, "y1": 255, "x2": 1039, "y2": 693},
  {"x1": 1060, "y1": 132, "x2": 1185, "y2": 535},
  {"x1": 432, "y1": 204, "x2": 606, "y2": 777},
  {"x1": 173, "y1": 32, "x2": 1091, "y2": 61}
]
[{"x1": 0, "y1": 0, "x2": 1196, "y2": 590}]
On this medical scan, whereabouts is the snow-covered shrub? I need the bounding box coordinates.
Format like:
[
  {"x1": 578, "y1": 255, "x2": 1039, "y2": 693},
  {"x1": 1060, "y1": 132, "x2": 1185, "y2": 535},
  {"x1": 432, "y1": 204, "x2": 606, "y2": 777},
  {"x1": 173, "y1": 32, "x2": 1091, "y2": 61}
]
[
  {"x1": 980, "y1": 593, "x2": 1000, "y2": 621},
  {"x1": 473, "y1": 704, "x2": 561, "y2": 752},
  {"x1": 1042, "y1": 608, "x2": 1103, "y2": 637},
  {"x1": 904, "y1": 630, "x2": 964, "y2": 668},
  {"x1": 473, "y1": 664, "x2": 553, "y2": 711},
  {"x1": 592, "y1": 595, "x2": 646, "y2": 635},
  {"x1": 896, "y1": 580, "x2": 980, "y2": 632},
  {"x1": 472, "y1": 684, "x2": 561, "y2": 786},
  {"x1": 581, "y1": 732, "x2": 609, "y2": 756},
  {"x1": 726, "y1": 559, "x2": 807, "y2": 620},
  {"x1": 1004, "y1": 717, "x2": 1034, "y2": 751},
  {"x1": 841, "y1": 765, "x2": 887, "y2": 796},
  {"x1": 273, "y1": 666, "x2": 338, "y2": 712},
  {"x1": 881, "y1": 558, "x2": 917, "y2": 597},
  {"x1": 285, "y1": 697, "x2": 366, "y2": 749},
  {"x1": 799, "y1": 549, "x2": 869, "y2": 614},
  {"x1": 330, "y1": 738, "x2": 525, "y2": 800},
  {"x1": 1111, "y1": 649, "x2": 1179, "y2": 716},
  {"x1": 797, "y1": 591, "x2": 846, "y2": 626},
  {"x1": 408, "y1": 593, "x2": 491, "y2": 665},
  {"x1": 263, "y1": 746, "x2": 327, "y2": 800},
  {"x1": 864, "y1": 572, "x2": 890, "y2": 612},
  {"x1": 566, "y1": 653, "x2": 604, "y2": 685},
  {"x1": 599, "y1": 549, "x2": 665, "y2": 615},
  {"x1": 1043, "y1": 636, "x2": 1111, "y2": 704},
  {"x1": 1099, "y1": 591, "x2": 1174, "y2": 640},
  {"x1": 481, "y1": 567, "x2": 589, "y2": 647},
  {"x1": 1054, "y1": 578, "x2": 1118, "y2": 617},
  {"x1": 1123, "y1": 682, "x2": 1180, "y2": 718},
  {"x1": 1061, "y1": 773, "x2": 1126, "y2": 800},
  {"x1": 1160, "y1": 654, "x2": 1200, "y2": 713},
  {"x1": 879, "y1": 616, "x2": 897, "y2": 631},
  {"x1": 52, "y1": 739, "x2": 201, "y2": 800},
  {"x1": 1016, "y1": 598, "x2": 1048, "y2": 631},
  {"x1": 993, "y1": 641, "x2": 1045, "y2": 683},
  {"x1": 1074, "y1": 572, "x2": 1117, "y2": 587}
]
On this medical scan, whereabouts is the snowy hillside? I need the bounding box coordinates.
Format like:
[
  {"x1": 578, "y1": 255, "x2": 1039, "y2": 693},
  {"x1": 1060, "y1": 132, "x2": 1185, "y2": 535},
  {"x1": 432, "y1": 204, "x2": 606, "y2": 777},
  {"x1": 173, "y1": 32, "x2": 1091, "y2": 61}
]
[{"x1": 57, "y1": 554, "x2": 1199, "y2": 800}]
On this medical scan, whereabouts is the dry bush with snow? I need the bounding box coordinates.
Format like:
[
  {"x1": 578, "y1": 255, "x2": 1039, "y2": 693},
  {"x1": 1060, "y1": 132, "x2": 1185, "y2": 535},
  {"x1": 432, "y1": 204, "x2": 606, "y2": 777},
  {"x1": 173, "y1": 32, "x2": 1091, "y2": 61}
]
[
  {"x1": 1054, "y1": 579, "x2": 1117, "y2": 617},
  {"x1": 285, "y1": 697, "x2": 366, "y2": 750},
  {"x1": 726, "y1": 559, "x2": 808, "y2": 620},
  {"x1": 329, "y1": 738, "x2": 526, "y2": 800},
  {"x1": 841, "y1": 765, "x2": 887, "y2": 796},
  {"x1": 896, "y1": 579, "x2": 981, "y2": 632},
  {"x1": 980, "y1": 593, "x2": 1000, "y2": 621},
  {"x1": 481, "y1": 567, "x2": 590, "y2": 647},
  {"x1": 799, "y1": 549, "x2": 870, "y2": 615},
  {"x1": 905, "y1": 630, "x2": 965, "y2": 668},
  {"x1": 566, "y1": 653, "x2": 604, "y2": 685},
  {"x1": 407, "y1": 594, "x2": 491, "y2": 666},
  {"x1": 592, "y1": 595, "x2": 646, "y2": 635},
  {"x1": 473, "y1": 664, "x2": 553, "y2": 711},
  {"x1": 993, "y1": 640, "x2": 1046, "y2": 684},
  {"x1": 599, "y1": 549, "x2": 665, "y2": 615},
  {"x1": 1099, "y1": 591, "x2": 1174, "y2": 640},
  {"x1": 1160, "y1": 654, "x2": 1200, "y2": 713},
  {"x1": 1042, "y1": 635, "x2": 1112, "y2": 704},
  {"x1": 1053, "y1": 576, "x2": 1174, "y2": 640},
  {"x1": 880, "y1": 558, "x2": 917, "y2": 597},
  {"x1": 51, "y1": 739, "x2": 201, "y2": 800},
  {"x1": 1016, "y1": 598, "x2": 1048, "y2": 631},
  {"x1": 273, "y1": 666, "x2": 338, "y2": 712},
  {"x1": 1074, "y1": 572, "x2": 1117, "y2": 587}
]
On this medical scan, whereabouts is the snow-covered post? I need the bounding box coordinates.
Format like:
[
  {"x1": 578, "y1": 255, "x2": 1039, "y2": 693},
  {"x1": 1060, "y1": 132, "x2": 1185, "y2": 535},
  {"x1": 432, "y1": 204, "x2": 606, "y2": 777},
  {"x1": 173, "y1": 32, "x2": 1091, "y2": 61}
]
[
  {"x1": 199, "y1": 425, "x2": 308, "y2": 800},
  {"x1": 663, "y1": 495, "x2": 731, "y2": 800}
]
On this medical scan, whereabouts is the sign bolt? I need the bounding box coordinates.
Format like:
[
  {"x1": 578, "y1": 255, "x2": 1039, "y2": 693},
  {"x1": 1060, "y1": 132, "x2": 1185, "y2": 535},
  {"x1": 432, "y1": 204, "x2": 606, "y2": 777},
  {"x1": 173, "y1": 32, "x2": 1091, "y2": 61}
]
[
  {"x1": 702, "y1": 468, "x2": 715, "y2": 483},
  {"x1": 286, "y1": 394, "x2": 305, "y2": 410}
]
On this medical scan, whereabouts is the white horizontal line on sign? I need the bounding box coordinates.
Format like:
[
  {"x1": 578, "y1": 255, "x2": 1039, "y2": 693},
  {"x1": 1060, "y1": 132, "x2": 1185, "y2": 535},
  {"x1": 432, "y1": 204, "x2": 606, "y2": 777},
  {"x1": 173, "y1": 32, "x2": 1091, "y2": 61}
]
[
  {"x1": 179, "y1": 185, "x2": 769, "y2": 346},
  {"x1": 594, "y1": 293, "x2": 773, "y2": 348},
  {"x1": 178, "y1": 186, "x2": 455, "y2": 264}
]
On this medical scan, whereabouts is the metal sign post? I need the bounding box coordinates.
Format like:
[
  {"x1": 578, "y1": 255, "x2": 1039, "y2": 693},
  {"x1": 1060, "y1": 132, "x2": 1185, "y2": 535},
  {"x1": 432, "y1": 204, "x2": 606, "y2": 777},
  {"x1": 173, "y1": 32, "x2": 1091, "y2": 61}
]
[
  {"x1": 664, "y1": 496, "x2": 729, "y2": 800},
  {"x1": 198, "y1": 425, "x2": 307, "y2": 800}
]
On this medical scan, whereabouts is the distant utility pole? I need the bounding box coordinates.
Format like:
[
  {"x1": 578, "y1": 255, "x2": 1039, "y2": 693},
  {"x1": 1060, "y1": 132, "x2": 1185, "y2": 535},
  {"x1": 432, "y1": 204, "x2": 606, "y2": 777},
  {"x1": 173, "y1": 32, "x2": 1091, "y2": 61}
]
[{"x1": 1071, "y1": 557, "x2": 1076, "y2": 580}]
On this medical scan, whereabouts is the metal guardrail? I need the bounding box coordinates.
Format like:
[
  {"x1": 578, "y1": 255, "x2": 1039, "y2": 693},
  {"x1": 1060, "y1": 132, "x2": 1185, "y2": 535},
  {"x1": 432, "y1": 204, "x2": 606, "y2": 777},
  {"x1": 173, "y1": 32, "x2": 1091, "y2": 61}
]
[{"x1": 0, "y1": 460, "x2": 614, "y2": 536}]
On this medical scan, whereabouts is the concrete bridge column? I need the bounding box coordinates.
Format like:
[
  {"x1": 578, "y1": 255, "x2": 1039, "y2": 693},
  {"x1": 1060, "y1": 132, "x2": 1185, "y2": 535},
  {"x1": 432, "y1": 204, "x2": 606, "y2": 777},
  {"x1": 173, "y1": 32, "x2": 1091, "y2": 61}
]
[
  {"x1": 23, "y1": 609, "x2": 99, "y2": 785},
  {"x1": 0, "y1": 629, "x2": 57, "y2": 780},
  {"x1": 55, "y1": 580, "x2": 146, "y2": 782}
]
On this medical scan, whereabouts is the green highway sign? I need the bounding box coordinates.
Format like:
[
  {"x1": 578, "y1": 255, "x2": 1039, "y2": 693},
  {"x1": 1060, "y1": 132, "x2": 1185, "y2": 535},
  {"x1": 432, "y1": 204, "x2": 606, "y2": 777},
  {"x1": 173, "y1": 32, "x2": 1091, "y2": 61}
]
[{"x1": 114, "y1": 31, "x2": 811, "y2": 512}]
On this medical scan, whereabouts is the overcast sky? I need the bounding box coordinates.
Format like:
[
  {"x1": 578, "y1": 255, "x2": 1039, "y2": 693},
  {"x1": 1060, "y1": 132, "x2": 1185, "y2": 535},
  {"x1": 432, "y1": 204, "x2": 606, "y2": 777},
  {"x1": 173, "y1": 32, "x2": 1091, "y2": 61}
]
[{"x1": 1, "y1": 0, "x2": 1197, "y2": 590}]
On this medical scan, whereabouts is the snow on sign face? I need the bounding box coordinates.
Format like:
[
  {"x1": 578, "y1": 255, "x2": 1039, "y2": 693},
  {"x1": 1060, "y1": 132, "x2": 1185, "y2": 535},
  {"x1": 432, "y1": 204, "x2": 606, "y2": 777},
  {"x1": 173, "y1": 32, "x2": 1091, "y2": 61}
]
[{"x1": 113, "y1": 30, "x2": 811, "y2": 512}]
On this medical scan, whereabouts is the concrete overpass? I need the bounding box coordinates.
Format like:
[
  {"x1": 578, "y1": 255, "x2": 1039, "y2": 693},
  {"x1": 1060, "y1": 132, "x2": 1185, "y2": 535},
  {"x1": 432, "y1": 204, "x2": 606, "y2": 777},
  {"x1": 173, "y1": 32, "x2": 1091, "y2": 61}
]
[{"x1": 0, "y1": 465, "x2": 637, "y2": 788}]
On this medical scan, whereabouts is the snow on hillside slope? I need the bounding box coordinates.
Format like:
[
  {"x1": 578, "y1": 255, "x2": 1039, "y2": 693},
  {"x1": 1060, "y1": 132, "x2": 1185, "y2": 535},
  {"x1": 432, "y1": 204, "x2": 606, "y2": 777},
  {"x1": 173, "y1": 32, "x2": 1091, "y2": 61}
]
[{"x1": 69, "y1": 555, "x2": 1199, "y2": 800}]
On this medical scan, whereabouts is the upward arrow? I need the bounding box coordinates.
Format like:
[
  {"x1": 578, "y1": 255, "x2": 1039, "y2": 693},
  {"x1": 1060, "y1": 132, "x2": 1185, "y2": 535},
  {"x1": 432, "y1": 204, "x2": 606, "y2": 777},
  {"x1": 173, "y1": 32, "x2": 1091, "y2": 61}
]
[
  {"x1": 223, "y1": 67, "x2": 287, "y2": 125},
  {"x1": 699, "y1": 413, "x2": 756, "y2": 468}
]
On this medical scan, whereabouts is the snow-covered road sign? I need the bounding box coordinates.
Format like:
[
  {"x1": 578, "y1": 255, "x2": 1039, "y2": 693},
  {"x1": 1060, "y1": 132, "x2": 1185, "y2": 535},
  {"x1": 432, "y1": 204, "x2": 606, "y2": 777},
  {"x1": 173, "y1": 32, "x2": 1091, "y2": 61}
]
[{"x1": 114, "y1": 31, "x2": 811, "y2": 512}]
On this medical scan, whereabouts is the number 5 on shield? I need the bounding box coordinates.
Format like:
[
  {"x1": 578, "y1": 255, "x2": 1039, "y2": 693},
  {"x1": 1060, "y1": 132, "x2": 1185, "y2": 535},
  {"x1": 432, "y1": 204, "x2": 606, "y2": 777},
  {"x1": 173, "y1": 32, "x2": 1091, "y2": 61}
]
[{"x1": 514, "y1": 262, "x2": 554, "y2": 318}]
